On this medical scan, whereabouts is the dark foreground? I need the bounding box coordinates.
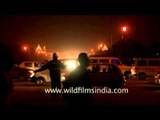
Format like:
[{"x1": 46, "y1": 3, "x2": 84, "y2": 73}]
[{"x1": 1, "y1": 78, "x2": 160, "y2": 118}]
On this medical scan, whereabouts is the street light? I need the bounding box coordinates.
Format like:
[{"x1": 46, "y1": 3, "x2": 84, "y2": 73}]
[
  {"x1": 90, "y1": 49, "x2": 95, "y2": 55},
  {"x1": 121, "y1": 25, "x2": 127, "y2": 40},
  {"x1": 22, "y1": 45, "x2": 31, "y2": 60},
  {"x1": 23, "y1": 46, "x2": 27, "y2": 51},
  {"x1": 122, "y1": 26, "x2": 127, "y2": 32}
]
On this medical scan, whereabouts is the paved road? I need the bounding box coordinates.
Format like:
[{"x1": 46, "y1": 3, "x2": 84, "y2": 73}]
[
  {"x1": 6, "y1": 78, "x2": 160, "y2": 106},
  {"x1": 2, "y1": 78, "x2": 160, "y2": 116},
  {"x1": 0, "y1": 79, "x2": 160, "y2": 119}
]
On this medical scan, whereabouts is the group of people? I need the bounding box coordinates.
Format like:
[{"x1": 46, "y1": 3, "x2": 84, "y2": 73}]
[
  {"x1": 34, "y1": 52, "x2": 93, "y2": 106},
  {"x1": 0, "y1": 49, "x2": 93, "y2": 108}
]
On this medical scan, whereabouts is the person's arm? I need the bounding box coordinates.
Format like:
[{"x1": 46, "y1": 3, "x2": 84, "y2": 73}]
[
  {"x1": 60, "y1": 62, "x2": 66, "y2": 69},
  {"x1": 34, "y1": 63, "x2": 49, "y2": 73}
]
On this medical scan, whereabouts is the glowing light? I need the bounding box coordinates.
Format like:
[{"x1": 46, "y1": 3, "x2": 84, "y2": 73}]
[
  {"x1": 35, "y1": 44, "x2": 42, "y2": 53},
  {"x1": 61, "y1": 76, "x2": 66, "y2": 82},
  {"x1": 91, "y1": 49, "x2": 94, "y2": 52},
  {"x1": 97, "y1": 43, "x2": 108, "y2": 51},
  {"x1": 102, "y1": 44, "x2": 108, "y2": 51},
  {"x1": 65, "y1": 60, "x2": 77, "y2": 70},
  {"x1": 23, "y1": 46, "x2": 27, "y2": 51},
  {"x1": 58, "y1": 50, "x2": 81, "y2": 59},
  {"x1": 122, "y1": 26, "x2": 127, "y2": 32},
  {"x1": 29, "y1": 70, "x2": 35, "y2": 78}
]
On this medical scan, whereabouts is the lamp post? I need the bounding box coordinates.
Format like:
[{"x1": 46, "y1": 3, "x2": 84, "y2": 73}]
[
  {"x1": 121, "y1": 25, "x2": 129, "y2": 62},
  {"x1": 23, "y1": 46, "x2": 31, "y2": 60},
  {"x1": 121, "y1": 25, "x2": 127, "y2": 40}
]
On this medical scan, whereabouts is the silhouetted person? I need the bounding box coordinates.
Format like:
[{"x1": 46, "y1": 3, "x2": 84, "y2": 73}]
[
  {"x1": 0, "y1": 44, "x2": 13, "y2": 109},
  {"x1": 63, "y1": 53, "x2": 93, "y2": 107},
  {"x1": 35, "y1": 52, "x2": 66, "y2": 98},
  {"x1": 95, "y1": 64, "x2": 100, "y2": 72},
  {"x1": 92, "y1": 65, "x2": 97, "y2": 73},
  {"x1": 92, "y1": 64, "x2": 100, "y2": 73}
]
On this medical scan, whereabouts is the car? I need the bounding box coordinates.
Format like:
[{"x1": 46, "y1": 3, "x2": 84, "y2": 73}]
[
  {"x1": 9, "y1": 65, "x2": 34, "y2": 81},
  {"x1": 132, "y1": 58, "x2": 160, "y2": 80},
  {"x1": 87, "y1": 64, "x2": 126, "y2": 88},
  {"x1": 89, "y1": 56, "x2": 134, "y2": 79},
  {"x1": 19, "y1": 61, "x2": 42, "y2": 70}
]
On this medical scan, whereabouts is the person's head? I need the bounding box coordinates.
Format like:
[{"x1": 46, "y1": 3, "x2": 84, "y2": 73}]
[
  {"x1": 52, "y1": 52, "x2": 58, "y2": 60},
  {"x1": 78, "y1": 53, "x2": 89, "y2": 67}
]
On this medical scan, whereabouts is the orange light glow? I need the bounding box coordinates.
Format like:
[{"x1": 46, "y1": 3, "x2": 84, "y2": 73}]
[
  {"x1": 59, "y1": 50, "x2": 86, "y2": 59},
  {"x1": 91, "y1": 49, "x2": 94, "y2": 52},
  {"x1": 122, "y1": 26, "x2": 127, "y2": 32},
  {"x1": 23, "y1": 46, "x2": 27, "y2": 51}
]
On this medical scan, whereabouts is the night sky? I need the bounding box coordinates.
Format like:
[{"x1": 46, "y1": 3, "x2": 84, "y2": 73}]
[{"x1": 0, "y1": 15, "x2": 160, "y2": 57}]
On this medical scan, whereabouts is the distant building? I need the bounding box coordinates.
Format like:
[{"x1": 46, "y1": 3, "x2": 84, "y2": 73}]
[
  {"x1": 35, "y1": 44, "x2": 42, "y2": 54},
  {"x1": 42, "y1": 46, "x2": 46, "y2": 54},
  {"x1": 102, "y1": 44, "x2": 108, "y2": 51},
  {"x1": 98, "y1": 44, "x2": 108, "y2": 51},
  {"x1": 35, "y1": 44, "x2": 46, "y2": 54}
]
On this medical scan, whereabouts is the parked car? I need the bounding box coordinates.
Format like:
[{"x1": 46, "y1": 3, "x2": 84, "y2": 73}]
[
  {"x1": 87, "y1": 64, "x2": 126, "y2": 88},
  {"x1": 64, "y1": 64, "x2": 126, "y2": 89},
  {"x1": 89, "y1": 56, "x2": 134, "y2": 79},
  {"x1": 9, "y1": 65, "x2": 34, "y2": 81},
  {"x1": 31, "y1": 59, "x2": 126, "y2": 88},
  {"x1": 132, "y1": 58, "x2": 160, "y2": 80},
  {"x1": 19, "y1": 61, "x2": 42, "y2": 70}
]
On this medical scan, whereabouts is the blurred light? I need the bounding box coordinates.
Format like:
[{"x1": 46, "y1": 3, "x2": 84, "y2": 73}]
[
  {"x1": 58, "y1": 50, "x2": 81, "y2": 59},
  {"x1": 61, "y1": 75, "x2": 66, "y2": 82},
  {"x1": 23, "y1": 46, "x2": 27, "y2": 51},
  {"x1": 98, "y1": 43, "x2": 103, "y2": 50},
  {"x1": 90, "y1": 49, "x2": 95, "y2": 55},
  {"x1": 156, "y1": 53, "x2": 159, "y2": 56},
  {"x1": 131, "y1": 68, "x2": 136, "y2": 75},
  {"x1": 102, "y1": 44, "x2": 108, "y2": 51},
  {"x1": 65, "y1": 60, "x2": 77, "y2": 70},
  {"x1": 29, "y1": 70, "x2": 35, "y2": 78},
  {"x1": 91, "y1": 49, "x2": 94, "y2": 52},
  {"x1": 122, "y1": 26, "x2": 127, "y2": 32}
]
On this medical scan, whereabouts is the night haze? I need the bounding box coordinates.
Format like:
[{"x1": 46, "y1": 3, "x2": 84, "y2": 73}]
[
  {"x1": 1, "y1": 15, "x2": 160, "y2": 58},
  {"x1": 1, "y1": 2, "x2": 160, "y2": 117}
]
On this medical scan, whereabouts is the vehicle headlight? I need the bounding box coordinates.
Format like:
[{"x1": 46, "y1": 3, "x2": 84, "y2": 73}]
[
  {"x1": 131, "y1": 68, "x2": 136, "y2": 75},
  {"x1": 66, "y1": 60, "x2": 77, "y2": 71},
  {"x1": 29, "y1": 70, "x2": 35, "y2": 78}
]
